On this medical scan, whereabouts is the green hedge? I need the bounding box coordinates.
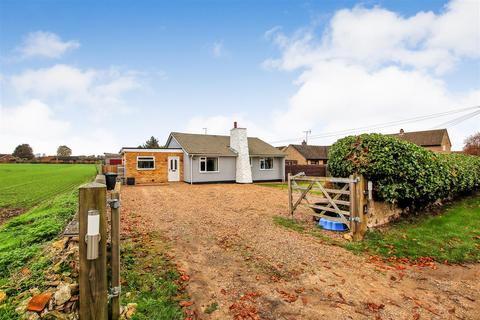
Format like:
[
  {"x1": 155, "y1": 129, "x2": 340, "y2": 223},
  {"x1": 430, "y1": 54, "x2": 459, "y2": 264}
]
[{"x1": 328, "y1": 134, "x2": 480, "y2": 206}]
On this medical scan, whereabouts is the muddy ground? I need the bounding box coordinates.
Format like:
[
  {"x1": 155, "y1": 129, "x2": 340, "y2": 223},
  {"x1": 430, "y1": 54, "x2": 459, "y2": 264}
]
[
  {"x1": 0, "y1": 207, "x2": 24, "y2": 226},
  {"x1": 121, "y1": 183, "x2": 480, "y2": 320}
]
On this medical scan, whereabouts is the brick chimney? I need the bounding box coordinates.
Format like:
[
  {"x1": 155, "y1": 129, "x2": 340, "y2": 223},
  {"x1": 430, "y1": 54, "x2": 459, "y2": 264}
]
[{"x1": 230, "y1": 122, "x2": 252, "y2": 183}]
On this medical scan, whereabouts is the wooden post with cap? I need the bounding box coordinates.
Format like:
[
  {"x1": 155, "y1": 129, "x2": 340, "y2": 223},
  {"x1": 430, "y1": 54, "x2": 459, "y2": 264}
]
[{"x1": 79, "y1": 179, "x2": 108, "y2": 320}]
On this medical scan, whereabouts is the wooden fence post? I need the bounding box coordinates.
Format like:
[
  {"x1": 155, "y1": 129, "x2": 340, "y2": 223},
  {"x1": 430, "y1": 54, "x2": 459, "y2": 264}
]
[
  {"x1": 349, "y1": 175, "x2": 357, "y2": 237},
  {"x1": 79, "y1": 181, "x2": 108, "y2": 320},
  {"x1": 288, "y1": 173, "x2": 293, "y2": 217},
  {"x1": 110, "y1": 183, "x2": 121, "y2": 320},
  {"x1": 353, "y1": 174, "x2": 367, "y2": 241}
]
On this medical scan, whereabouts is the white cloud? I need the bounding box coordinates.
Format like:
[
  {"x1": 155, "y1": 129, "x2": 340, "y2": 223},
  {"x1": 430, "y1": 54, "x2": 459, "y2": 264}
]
[
  {"x1": 265, "y1": 0, "x2": 479, "y2": 74},
  {"x1": 185, "y1": 115, "x2": 273, "y2": 140},
  {"x1": 0, "y1": 100, "x2": 70, "y2": 153},
  {"x1": 211, "y1": 41, "x2": 227, "y2": 58},
  {"x1": 196, "y1": 0, "x2": 479, "y2": 150},
  {"x1": 18, "y1": 31, "x2": 80, "y2": 59},
  {"x1": 9, "y1": 64, "x2": 140, "y2": 118},
  {"x1": 262, "y1": 0, "x2": 480, "y2": 150},
  {"x1": 0, "y1": 100, "x2": 118, "y2": 155}
]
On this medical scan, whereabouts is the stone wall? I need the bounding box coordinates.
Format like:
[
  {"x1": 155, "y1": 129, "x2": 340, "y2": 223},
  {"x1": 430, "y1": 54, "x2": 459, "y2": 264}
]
[{"x1": 366, "y1": 200, "x2": 403, "y2": 228}]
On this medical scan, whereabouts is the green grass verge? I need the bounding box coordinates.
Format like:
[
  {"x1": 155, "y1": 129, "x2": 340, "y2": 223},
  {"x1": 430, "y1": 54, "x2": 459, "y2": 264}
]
[
  {"x1": 0, "y1": 164, "x2": 96, "y2": 209},
  {"x1": 0, "y1": 192, "x2": 77, "y2": 279},
  {"x1": 258, "y1": 182, "x2": 325, "y2": 196},
  {"x1": 0, "y1": 192, "x2": 78, "y2": 319},
  {"x1": 121, "y1": 234, "x2": 186, "y2": 320},
  {"x1": 346, "y1": 195, "x2": 480, "y2": 263},
  {"x1": 274, "y1": 195, "x2": 480, "y2": 263},
  {"x1": 273, "y1": 216, "x2": 341, "y2": 245}
]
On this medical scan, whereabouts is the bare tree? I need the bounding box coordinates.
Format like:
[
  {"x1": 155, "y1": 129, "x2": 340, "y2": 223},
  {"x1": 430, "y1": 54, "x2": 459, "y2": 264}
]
[{"x1": 463, "y1": 132, "x2": 480, "y2": 156}]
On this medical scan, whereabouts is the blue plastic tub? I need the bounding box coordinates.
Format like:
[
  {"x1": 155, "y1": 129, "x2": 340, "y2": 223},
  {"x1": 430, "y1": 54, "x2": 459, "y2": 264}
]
[{"x1": 319, "y1": 218, "x2": 348, "y2": 231}]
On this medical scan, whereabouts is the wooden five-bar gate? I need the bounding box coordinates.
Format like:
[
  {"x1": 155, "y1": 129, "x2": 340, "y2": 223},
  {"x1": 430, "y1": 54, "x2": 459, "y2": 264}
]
[{"x1": 287, "y1": 173, "x2": 369, "y2": 241}]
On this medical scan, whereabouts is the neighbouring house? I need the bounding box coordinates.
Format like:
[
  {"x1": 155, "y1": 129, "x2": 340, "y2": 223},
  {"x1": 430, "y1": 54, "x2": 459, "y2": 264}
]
[
  {"x1": 0, "y1": 154, "x2": 16, "y2": 163},
  {"x1": 389, "y1": 128, "x2": 452, "y2": 153},
  {"x1": 120, "y1": 122, "x2": 285, "y2": 185},
  {"x1": 104, "y1": 153, "x2": 122, "y2": 165},
  {"x1": 281, "y1": 142, "x2": 330, "y2": 165}
]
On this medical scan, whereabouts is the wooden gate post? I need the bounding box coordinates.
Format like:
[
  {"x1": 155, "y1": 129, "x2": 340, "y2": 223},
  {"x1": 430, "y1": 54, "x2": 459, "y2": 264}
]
[
  {"x1": 354, "y1": 174, "x2": 367, "y2": 241},
  {"x1": 288, "y1": 173, "x2": 293, "y2": 217},
  {"x1": 110, "y1": 183, "x2": 121, "y2": 320},
  {"x1": 79, "y1": 181, "x2": 108, "y2": 320},
  {"x1": 349, "y1": 175, "x2": 357, "y2": 237}
]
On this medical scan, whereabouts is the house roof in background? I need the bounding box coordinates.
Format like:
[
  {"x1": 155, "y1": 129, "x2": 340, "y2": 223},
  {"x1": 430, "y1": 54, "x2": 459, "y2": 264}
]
[
  {"x1": 170, "y1": 132, "x2": 285, "y2": 157},
  {"x1": 104, "y1": 153, "x2": 121, "y2": 158},
  {"x1": 389, "y1": 128, "x2": 450, "y2": 147},
  {"x1": 289, "y1": 144, "x2": 330, "y2": 160}
]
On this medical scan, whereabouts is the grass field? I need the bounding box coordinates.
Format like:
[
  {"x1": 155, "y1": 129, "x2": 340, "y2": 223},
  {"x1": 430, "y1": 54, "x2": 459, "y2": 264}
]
[
  {"x1": 0, "y1": 164, "x2": 96, "y2": 319},
  {"x1": 0, "y1": 164, "x2": 96, "y2": 209}
]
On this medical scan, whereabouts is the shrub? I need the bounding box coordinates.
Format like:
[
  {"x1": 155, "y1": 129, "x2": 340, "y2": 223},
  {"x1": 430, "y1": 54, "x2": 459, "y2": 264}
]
[{"x1": 328, "y1": 134, "x2": 480, "y2": 206}]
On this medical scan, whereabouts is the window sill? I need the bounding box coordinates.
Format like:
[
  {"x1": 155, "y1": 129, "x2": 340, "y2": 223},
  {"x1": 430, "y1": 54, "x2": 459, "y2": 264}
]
[
  {"x1": 199, "y1": 171, "x2": 220, "y2": 174},
  {"x1": 137, "y1": 168, "x2": 156, "y2": 171}
]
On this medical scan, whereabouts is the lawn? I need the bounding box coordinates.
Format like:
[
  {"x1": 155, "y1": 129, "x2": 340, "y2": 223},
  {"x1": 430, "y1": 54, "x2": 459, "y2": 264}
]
[
  {"x1": 346, "y1": 194, "x2": 480, "y2": 263},
  {"x1": 274, "y1": 194, "x2": 480, "y2": 263},
  {"x1": 258, "y1": 181, "x2": 326, "y2": 195},
  {"x1": 0, "y1": 164, "x2": 96, "y2": 209}
]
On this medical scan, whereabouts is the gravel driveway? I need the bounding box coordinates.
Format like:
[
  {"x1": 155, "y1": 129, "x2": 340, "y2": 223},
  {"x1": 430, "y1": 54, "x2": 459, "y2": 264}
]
[{"x1": 121, "y1": 183, "x2": 479, "y2": 320}]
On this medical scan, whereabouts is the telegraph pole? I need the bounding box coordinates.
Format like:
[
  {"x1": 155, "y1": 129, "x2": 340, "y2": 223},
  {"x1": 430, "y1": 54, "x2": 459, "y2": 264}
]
[{"x1": 303, "y1": 130, "x2": 311, "y2": 144}]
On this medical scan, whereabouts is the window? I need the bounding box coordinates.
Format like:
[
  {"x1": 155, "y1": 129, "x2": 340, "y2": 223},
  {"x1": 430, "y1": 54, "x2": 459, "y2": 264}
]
[
  {"x1": 260, "y1": 157, "x2": 274, "y2": 170},
  {"x1": 310, "y1": 160, "x2": 319, "y2": 165},
  {"x1": 285, "y1": 160, "x2": 297, "y2": 165},
  {"x1": 137, "y1": 156, "x2": 155, "y2": 170},
  {"x1": 199, "y1": 157, "x2": 218, "y2": 172}
]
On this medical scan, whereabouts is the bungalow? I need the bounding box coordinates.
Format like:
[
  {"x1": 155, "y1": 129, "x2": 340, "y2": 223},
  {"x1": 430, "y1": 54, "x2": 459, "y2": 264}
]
[
  {"x1": 280, "y1": 142, "x2": 330, "y2": 165},
  {"x1": 120, "y1": 123, "x2": 285, "y2": 184},
  {"x1": 389, "y1": 128, "x2": 452, "y2": 153}
]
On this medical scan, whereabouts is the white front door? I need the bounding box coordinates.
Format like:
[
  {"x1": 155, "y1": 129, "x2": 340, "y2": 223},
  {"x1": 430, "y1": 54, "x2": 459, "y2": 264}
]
[{"x1": 168, "y1": 156, "x2": 180, "y2": 182}]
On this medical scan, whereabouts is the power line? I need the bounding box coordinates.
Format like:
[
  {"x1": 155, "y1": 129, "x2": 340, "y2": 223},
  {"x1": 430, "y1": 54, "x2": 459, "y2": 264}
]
[
  {"x1": 269, "y1": 105, "x2": 480, "y2": 144},
  {"x1": 434, "y1": 109, "x2": 480, "y2": 128}
]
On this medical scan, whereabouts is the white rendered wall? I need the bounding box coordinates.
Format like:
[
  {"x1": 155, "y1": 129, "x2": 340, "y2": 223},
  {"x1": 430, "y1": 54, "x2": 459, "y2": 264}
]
[{"x1": 230, "y1": 128, "x2": 253, "y2": 183}]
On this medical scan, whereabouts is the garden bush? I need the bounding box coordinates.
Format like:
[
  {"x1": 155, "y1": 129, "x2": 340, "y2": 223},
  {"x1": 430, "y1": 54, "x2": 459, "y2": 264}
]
[{"x1": 328, "y1": 133, "x2": 480, "y2": 206}]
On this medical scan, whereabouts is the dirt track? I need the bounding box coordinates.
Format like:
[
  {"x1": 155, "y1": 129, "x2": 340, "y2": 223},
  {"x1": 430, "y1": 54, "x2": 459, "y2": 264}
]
[{"x1": 121, "y1": 183, "x2": 480, "y2": 320}]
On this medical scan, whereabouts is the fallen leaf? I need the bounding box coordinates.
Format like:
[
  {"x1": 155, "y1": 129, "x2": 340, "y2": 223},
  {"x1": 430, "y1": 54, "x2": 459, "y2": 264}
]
[{"x1": 179, "y1": 301, "x2": 194, "y2": 307}]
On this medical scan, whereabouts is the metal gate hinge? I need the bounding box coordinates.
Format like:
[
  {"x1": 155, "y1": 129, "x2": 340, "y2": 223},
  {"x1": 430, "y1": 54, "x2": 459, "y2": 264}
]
[
  {"x1": 108, "y1": 286, "x2": 121, "y2": 299},
  {"x1": 107, "y1": 199, "x2": 120, "y2": 209},
  {"x1": 348, "y1": 217, "x2": 361, "y2": 223}
]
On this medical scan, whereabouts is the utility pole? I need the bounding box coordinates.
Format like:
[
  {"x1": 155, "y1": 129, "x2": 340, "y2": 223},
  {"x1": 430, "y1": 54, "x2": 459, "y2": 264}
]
[
  {"x1": 203, "y1": 128, "x2": 207, "y2": 135},
  {"x1": 303, "y1": 130, "x2": 311, "y2": 144}
]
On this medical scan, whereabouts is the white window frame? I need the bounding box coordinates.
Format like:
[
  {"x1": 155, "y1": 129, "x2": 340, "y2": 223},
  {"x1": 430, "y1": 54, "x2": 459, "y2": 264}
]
[
  {"x1": 136, "y1": 156, "x2": 155, "y2": 170},
  {"x1": 199, "y1": 156, "x2": 219, "y2": 173},
  {"x1": 259, "y1": 157, "x2": 274, "y2": 170}
]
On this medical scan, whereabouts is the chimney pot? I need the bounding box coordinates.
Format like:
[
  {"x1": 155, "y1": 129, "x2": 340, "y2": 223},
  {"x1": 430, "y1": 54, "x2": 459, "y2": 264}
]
[
  {"x1": 234, "y1": 121, "x2": 237, "y2": 128},
  {"x1": 399, "y1": 128, "x2": 405, "y2": 135}
]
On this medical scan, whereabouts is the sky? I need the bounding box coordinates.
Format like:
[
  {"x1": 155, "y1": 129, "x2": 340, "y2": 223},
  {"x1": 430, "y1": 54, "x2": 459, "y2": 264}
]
[{"x1": 0, "y1": 0, "x2": 479, "y2": 155}]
